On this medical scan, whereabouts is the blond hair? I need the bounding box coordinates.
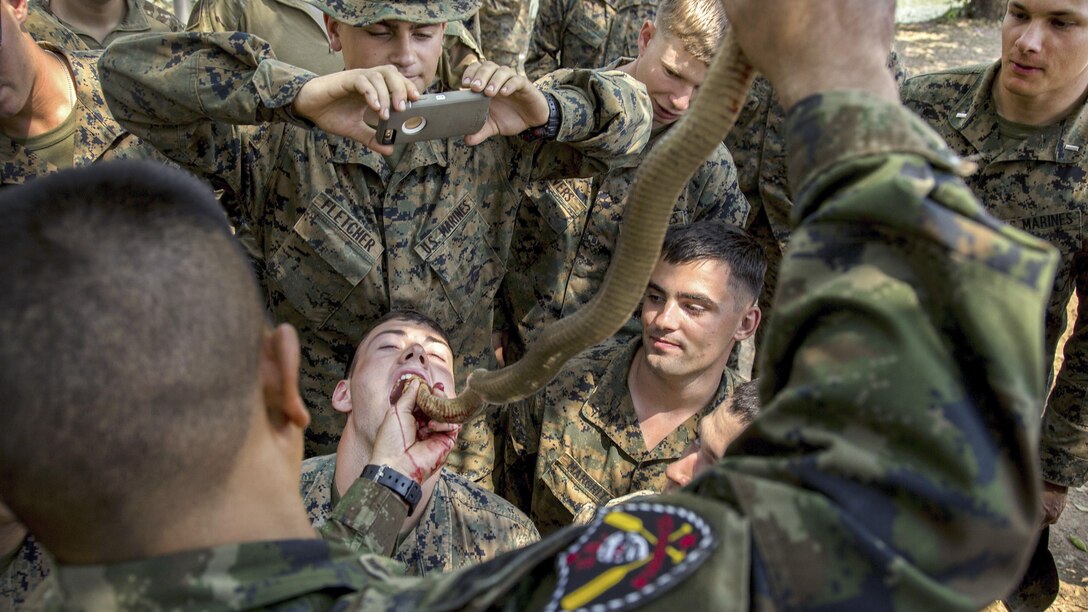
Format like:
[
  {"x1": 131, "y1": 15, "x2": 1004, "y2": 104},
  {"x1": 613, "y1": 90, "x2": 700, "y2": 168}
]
[{"x1": 654, "y1": 0, "x2": 728, "y2": 64}]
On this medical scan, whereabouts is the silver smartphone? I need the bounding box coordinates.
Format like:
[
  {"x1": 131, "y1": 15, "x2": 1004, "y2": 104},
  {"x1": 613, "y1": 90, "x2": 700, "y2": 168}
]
[{"x1": 364, "y1": 91, "x2": 491, "y2": 145}]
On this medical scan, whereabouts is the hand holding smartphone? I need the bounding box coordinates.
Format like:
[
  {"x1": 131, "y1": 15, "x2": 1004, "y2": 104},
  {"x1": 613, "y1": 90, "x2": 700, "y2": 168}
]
[{"x1": 364, "y1": 91, "x2": 491, "y2": 145}]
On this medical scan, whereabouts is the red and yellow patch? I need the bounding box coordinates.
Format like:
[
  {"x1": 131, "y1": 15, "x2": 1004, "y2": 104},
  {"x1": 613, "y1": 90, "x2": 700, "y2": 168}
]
[{"x1": 548, "y1": 502, "x2": 716, "y2": 612}]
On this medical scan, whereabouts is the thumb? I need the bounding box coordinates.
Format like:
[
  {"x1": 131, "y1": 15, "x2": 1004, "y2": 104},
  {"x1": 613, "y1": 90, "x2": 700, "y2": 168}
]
[{"x1": 464, "y1": 118, "x2": 500, "y2": 146}]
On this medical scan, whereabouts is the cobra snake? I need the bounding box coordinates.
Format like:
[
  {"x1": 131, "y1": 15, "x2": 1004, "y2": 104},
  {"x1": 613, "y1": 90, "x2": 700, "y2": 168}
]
[{"x1": 415, "y1": 32, "x2": 756, "y2": 423}]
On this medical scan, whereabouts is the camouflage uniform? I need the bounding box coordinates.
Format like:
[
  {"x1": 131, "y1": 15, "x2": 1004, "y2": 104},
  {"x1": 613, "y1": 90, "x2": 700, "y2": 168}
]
[
  {"x1": 26, "y1": 0, "x2": 182, "y2": 49},
  {"x1": 725, "y1": 52, "x2": 908, "y2": 339},
  {"x1": 1, "y1": 536, "x2": 53, "y2": 611},
  {"x1": 470, "y1": 0, "x2": 533, "y2": 68},
  {"x1": 186, "y1": 0, "x2": 483, "y2": 83},
  {"x1": 498, "y1": 64, "x2": 749, "y2": 354},
  {"x1": 43, "y1": 90, "x2": 1060, "y2": 612},
  {"x1": 902, "y1": 62, "x2": 1088, "y2": 489},
  {"x1": 525, "y1": 0, "x2": 658, "y2": 81},
  {"x1": 496, "y1": 337, "x2": 744, "y2": 535},
  {"x1": 300, "y1": 454, "x2": 539, "y2": 575},
  {"x1": 0, "y1": 46, "x2": 162, "y2": 186},
  {"x1": 99, "y1": 32, "x2": 651, "y2": 457}
]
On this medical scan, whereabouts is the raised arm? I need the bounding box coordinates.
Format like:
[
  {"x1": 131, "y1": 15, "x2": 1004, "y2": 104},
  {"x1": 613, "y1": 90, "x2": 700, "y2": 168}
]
[{"x1": 100, "y1": 31, "x2": 317, "y2": 213}]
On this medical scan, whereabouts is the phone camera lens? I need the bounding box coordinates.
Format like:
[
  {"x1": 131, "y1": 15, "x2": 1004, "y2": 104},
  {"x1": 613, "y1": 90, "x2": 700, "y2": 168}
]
[{"x1": 401, "y1": 116, "x2": 427, "y2": 134}]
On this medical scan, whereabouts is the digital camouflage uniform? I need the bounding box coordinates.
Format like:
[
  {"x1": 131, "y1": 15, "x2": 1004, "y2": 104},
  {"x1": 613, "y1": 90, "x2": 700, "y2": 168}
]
[
  {"x1": 498, "y1": 60, "x2": 749, "y2": 355},
  {"x1": 470, "y1": 0, "x2": 533, "y2": 68},
  {"x1": 725, "y1": 52, "x2": 908, "y2": 341},
  {"x1": 26, "y1": 0, "x2": 182, "y2": 49},
  {"x1": 902, "y1": 61, "x2": 1088, "y2": 489},
  {"x1": 300, "y1": 454, "x2": 540, "y2": 575},
  {"x1": 0, "y1": 535, "x2": 53, "y2": 611},
  {"x1": 99, "y1": 32, "x2": 651, "y2": 458},
  {"x1": 46, "y1": 90, "x2": 1058, "y2": 611},
  {"x1": 525, "y1": 0, "x2": 658, "y2": 81},
  {"x1": 0, "y1": 46, "x2": 163, "y2": 186},
  {"x1": 496, "y1": 337, "x2": 744, "y2": 535},
  {"x1": 186, "y1": 0, "x2": 484, "y2": 82}
]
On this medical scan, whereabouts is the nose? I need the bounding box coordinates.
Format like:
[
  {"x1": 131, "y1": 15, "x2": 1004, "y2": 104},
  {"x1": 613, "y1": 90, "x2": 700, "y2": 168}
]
[
  {"x1": 400, "y1": 343, "x2": 428, "y2": 366},
  {"x1": 670, "y1": 85, "x2": 695, "y2": 112},
  {"x1": 1016, "y1": 20, "x2": 1043, "y2": 54},
  {"x1": 665, "y1": 451, "x2": 697, "y2": 491},
  {"x1": 389, "y1": 31, "x2": 416, "y2": 68},
  {"x1": 652, "y1": 299, "x2": 681, "y2": 331}
]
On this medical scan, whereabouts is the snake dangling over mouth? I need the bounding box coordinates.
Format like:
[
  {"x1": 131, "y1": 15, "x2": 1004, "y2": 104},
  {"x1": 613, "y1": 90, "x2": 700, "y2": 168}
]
[{"x1": 411, "y1": 29, "x2": 757, "y2": 425}]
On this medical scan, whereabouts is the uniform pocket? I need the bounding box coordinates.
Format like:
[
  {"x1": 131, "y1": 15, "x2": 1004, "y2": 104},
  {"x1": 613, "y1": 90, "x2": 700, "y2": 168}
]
[
  {"x1": 415, "y1": 194, "x2": 506, "y2": 321},
  {"x1": 268, "y1": 192, "x2": 382, "y2": 326}
]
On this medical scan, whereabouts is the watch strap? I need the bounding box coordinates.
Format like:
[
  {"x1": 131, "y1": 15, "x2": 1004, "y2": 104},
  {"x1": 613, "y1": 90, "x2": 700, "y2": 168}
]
[
  {"x1": 360, "y1": 464, "x2": 422, "y2": 515},
  {"x1": 519, "y1": 92, "x2": 561, "y2": 141}
]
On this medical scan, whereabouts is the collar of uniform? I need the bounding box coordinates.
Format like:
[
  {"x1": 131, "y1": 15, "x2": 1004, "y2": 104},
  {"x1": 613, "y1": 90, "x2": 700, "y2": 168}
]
[
  {"x1": 110, "y1": 0, "x2": 155, "y2": 33},
  {"x1": 579, "y1": 338, "x2": 734, "y2": 459},
  {"x1": 950, "y1": 60, "x2": 1087, "y2": 164},
  {"x1": 53, "y1": 539, "x2": 372, "y2": 608},
  {"x1": 577, "y1": 338, "x2": 643, "y2": 456}
]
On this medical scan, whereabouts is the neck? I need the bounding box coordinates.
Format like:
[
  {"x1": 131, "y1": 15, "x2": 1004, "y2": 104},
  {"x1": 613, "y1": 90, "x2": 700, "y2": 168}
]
[
  {"x1": 626, "y1": 346, "x2": 726, "y2": 422},
  {"x1": 993, "y1": 67, "x2": 1088, "y2": 126},
  {"x1": 334, "y1": 431, "x2": 437, "y2": 534},
  {"x1": 49, "y1": 0, "x2": 127, "y2": 44},
  {"x1": 0, "y1": 45, "x2": 74, "y2": 139},
  {"x1": 48, "y1": 426, "x2": 318, "y2": 565}
]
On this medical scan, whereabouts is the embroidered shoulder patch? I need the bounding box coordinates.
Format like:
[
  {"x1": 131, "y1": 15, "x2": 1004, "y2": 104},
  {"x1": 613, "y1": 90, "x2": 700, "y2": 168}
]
[{"x1": 547, "y1": 502, "x2": 716, "y2": 612}]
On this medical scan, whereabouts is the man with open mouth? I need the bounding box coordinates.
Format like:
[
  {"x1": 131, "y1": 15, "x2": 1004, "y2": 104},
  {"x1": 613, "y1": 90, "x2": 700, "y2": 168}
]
[{"x1": 298, "y1": 309, "x2": 539, "y2": 576}]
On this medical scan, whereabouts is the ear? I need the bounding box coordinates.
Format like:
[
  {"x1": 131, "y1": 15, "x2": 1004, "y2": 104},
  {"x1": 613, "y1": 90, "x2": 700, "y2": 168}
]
[
  {"x1": 260, "y1": 323, "x2": 310, "y2": 432},
  {"x1": 732, "y1": 304, "x2": 761, "y2": 342},
  {"x1": 637, "y1": 20, "x2": 655, "y2": 55},
  {"x1": 325, "y1": 15, "x2": 343, "y2": 52},
  {"x1": 9, "y1": 0, "x2": 29, "y2": 24},
  {"x1": 331, "y1": 379, "x2": 354, "y2": 415}
]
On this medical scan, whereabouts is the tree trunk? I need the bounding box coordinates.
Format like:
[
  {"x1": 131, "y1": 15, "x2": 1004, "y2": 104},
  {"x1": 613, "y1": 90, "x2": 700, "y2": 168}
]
[{"x1": 963, "y1": 0, "x2": 1007, "y2": 20}]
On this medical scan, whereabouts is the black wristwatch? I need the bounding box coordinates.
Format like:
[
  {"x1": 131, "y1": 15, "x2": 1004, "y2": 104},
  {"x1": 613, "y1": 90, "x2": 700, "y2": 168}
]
[
  {"x1": 360, "y1": 464, "x2": 422, "y2": 515},
  {"x1": 520, "y1": 92, "x2": 561, "y2": 141}
]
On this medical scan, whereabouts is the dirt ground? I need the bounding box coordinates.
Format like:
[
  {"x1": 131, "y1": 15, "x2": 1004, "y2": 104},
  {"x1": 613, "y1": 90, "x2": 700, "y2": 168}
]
[{"x1": 895, "y1": 18, "x2": 1088, "y2": 610}]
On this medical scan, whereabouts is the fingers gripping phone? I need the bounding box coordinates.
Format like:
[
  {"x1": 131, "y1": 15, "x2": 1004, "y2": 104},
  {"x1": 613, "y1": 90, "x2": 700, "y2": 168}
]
[{"x1": 364, "y1": 91, "x2": 491, "y2": 145}]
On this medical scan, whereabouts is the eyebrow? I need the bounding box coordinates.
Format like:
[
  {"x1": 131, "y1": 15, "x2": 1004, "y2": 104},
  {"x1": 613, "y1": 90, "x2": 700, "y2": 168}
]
[
  {"x1": 1010, "y1": 1, "x2": 1084, "y2": 17},
  {"x1": 369, "y1": 329, "x2": 448, "y2": 348},
  {"x1": 647, "y1": 281, "x2": 715, "y2": 305}
]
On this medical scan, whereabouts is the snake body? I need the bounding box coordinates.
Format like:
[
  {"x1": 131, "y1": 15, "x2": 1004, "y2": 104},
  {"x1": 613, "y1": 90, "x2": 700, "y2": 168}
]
[{"x1": 415, "y1": 32, "x2": 756, "y2": 423}]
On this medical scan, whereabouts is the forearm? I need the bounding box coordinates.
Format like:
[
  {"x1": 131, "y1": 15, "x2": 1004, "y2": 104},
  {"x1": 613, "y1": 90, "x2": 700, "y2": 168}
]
[
  {"x1": 100, "y1": 32, "x2": 314, "y2": 135},
  {"x1": 709, "y1": 91, "x2": 1059, "y2": 608},
  {"x1": 526, "y1": 68, "x2": 651, "y2": 180},
  {"x1": 319, "y1": 478, "x2": 407, "y2": 557}
]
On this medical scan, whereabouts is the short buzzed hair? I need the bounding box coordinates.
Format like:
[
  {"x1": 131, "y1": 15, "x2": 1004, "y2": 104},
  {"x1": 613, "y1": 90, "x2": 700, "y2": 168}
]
[
  {"x1": 655, "y1": 0, "x2": 729, "y2": 64},
  {"x1": 0, "y1": 162, "x2": 266, "y2": 551},
  {"x1": 344, "y1": 309, "x2": 450, "y2": 379},
  {"x1": 661, "y1": 220, "x2": 767, "y2": 308},
  {"x1": 726, "y1": 379, "x2": 761, "y2": 424}
]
